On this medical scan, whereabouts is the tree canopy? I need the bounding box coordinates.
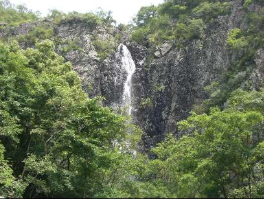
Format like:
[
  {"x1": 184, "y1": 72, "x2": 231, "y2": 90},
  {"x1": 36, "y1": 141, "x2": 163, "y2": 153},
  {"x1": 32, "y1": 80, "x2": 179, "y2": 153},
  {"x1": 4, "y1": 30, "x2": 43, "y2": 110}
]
[
  {"x1": 0, "y1": 0, "x2": 263, "y2": 198},
  {"x1": 0, "y1": 0, "x2": 39, "y2": 27}
]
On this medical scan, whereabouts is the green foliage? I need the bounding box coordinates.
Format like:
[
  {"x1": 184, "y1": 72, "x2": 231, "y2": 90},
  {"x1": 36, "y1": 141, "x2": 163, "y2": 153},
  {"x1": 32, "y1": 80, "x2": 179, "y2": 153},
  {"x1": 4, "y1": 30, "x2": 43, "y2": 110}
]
[
  {"x1": 244, "y1": 0, "x2": 264, "y2": 7},
  {"x1": 46, "y1": 8, "x2": 115, "y2": 28},
  {"x1": 154, "y1": 84, "x2": 165, "y2": 92},
  {"x1": 227, "y1": 7, "x2": 263, "y2": 51},
  {"x1": 159, "y1": 1, "x2": 187, "y2": 18},
  {"x1": 61, "y1": 39, "x2": 82, "y2": 54},
  {"x1": 136, "y1": 90, "x2": 264, "y2": 198},
  {"x1": 0, "y1": 1, "x2": 263, "y2": 198},
  {"x1": 60, "y1": 12, "x2": 102, "y2": 29},
  {"x1": 131, "y1": 0, "x2": 230, "y2": 46},
  {"x1": 199, "y1": 2, "x2": 263, "y2": 112},
  {"x1": 147, "y1": 15, "x2": 173, "y2": 43},
  {"x1": 95, "y1": 8, "x2": 116, "y2": 25},
  {"x1": 0, "y1": 40, "x2": 141, "y2": 198},
  {"x1": 133, "y1": 5, "x2": 157, "y2": 27},
  {"x1": 0, "y1": 0, "x2": 39, "y2": 27},
  {"x1": 159, "y1": 0, "x2": 201, "y2": 17},
  {"x1": 227, "y1": 28, "x2": 249, "y2": 50},
  {"x1": 0, "y1": 143, "x2": 24, "y2": 198},
  {"x1": 193, "y1": 2, "x2": 231, "y2": 22},
  {"x1": 226, "y1": 89, "x2": 264, "y2": 112},
  {"x1": 17, "y1": 24, "x2": 54, "y2": 46},
  {"x1": 174, "y1": 19, "x2": 204, "y2": 42},
  {"x1": 131, "y1": 26, "x2": 150, "y2": 44},
  {"x1": 139, "y1": 98, "x2": 153, "y2": 108},
  {"x1": 46, "y1": 9, "x2": 64, "y2": 24},
  {"x1": 92, "y1": 38, "x2": 117, "y2": 61}
]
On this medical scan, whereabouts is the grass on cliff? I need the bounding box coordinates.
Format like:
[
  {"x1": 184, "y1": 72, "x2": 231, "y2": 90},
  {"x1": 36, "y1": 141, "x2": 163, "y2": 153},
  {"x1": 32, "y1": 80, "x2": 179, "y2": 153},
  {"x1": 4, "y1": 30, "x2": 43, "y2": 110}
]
[{"x1": 0, "y1": 0, "x2": 39, "y2": 27}]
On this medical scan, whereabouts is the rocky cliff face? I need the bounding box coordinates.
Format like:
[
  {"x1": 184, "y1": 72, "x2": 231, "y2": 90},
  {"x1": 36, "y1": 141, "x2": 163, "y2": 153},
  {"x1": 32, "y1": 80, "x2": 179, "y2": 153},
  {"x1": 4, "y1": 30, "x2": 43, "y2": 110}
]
[
  {"x1": 0, "y1": 0, "x2": 263, "y2": 152},
  {"x1": 0, "y1": 18, "x2": 129, "y2": 107},
  {"x1": 127, "y1": 0, "x2": 264, "y2": 151}
]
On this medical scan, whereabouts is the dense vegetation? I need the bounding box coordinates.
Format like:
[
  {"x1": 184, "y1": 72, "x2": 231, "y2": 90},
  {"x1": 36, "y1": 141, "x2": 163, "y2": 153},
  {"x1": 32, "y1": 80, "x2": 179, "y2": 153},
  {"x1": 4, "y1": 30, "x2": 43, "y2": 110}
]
[
  {"x1": 139, "y1": 90, "x2": 264, "y2": 198},
  {"x1": 0, "y1": 40, "x2": 142, "y2": 198},
  {"x1": 0, "y1": 0, "x2": 264, "y2": 198},
  {"x1": 131, "y1": 0, "x2": 231, "y2": 47},
  {"x1": 0, "y1": 0, "x2": 39, "y2": 27}
]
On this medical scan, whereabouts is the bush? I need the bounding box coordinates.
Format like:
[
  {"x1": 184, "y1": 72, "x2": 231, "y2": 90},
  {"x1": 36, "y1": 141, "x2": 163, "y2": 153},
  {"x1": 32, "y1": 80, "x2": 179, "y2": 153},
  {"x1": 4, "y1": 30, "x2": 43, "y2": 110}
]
[
  {"x1": 140, "y1": 98, "x2": 153, "y2": 108},
  {"x1": 0, "y1": 0, "x2": 39, "y2": 26},
  {"x1": 46, "y1": 9, "x2": 65, "y2": 24},
  {"x1": 131, "y1": 27, "x2": 149, "y2": 44},
  {"x1": 133, "y1": 5, "x2": 157, "y2": 27},
  {"x1": 159, "y1": 1, "x2": 187, "y2": 18},
  {"x1": 244, "y1": 0, "x2": 264, "y2": 7},
  {"x1": 18, "y1": 25, "x2": 54, "y2": 46},
  {"x1": 174, "y1": 19, "x2": 204, "y2": 42},
  {"x1": 193, "y1": 2, "x2": 231, "y2": 21},
  {"x1": 227, "y1": 28, "x2": 249, "y2": 50},
  {"x1": 61, "y1": 39, "x2": 82, "y2": 53},
  {"x1": 154, "y1": 84, "x2": 165, "y2": 92},
  {"x1": 92, "y1": 39, "x2": 116, "y2": 61}
]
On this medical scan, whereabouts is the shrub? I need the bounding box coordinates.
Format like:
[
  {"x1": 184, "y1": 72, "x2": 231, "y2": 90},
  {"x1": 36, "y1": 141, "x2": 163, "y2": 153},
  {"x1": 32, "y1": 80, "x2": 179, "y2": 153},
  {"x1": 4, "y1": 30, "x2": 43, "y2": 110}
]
[
  {"x1": 227, "y1": 28, "x2": 248, "y2": 50},
  {"x1": 133, "y1": 5, "x2": 157, "y2": 27},
  {"x1": 61, "y1": 39, "x2": 82, "y2": 53},
  {"x1": 154, "y1": 84, "x2": 165, "y2": 92},
  {"x1": 140, "y1": 98, "x2": 153, "y2": 108},
  {"x1": 46, "y1": 9, "x2": 65, "y2": 24},
  {"x1": 174, "y1": 19, "x2": 204, "y2": 42},
  {"x1": 92, "y1": 39, "x2": 116, "y2": 61},
  {"x1": 18, "y1": 25, "x2": 54, "y2": 46},
  {"x1": 131, "y1": 27, "x2": 149, "y2": 44},
  {"x1": 0, "y1": 0, "x2": 39, "y2": 26},
  {"x1": 193, "y1": 2, "x2": 231, "y2": 21}
]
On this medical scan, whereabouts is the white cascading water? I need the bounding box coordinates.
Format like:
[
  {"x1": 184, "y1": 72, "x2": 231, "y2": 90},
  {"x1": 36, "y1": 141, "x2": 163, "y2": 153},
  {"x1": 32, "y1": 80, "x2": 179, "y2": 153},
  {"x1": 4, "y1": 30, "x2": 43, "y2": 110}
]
[
  {"x1": 118, "y1": 44, "x2": 136, "y2": 115},
  {"x1": 118, "y1": 44, "x2": 137, "y2": 159}
]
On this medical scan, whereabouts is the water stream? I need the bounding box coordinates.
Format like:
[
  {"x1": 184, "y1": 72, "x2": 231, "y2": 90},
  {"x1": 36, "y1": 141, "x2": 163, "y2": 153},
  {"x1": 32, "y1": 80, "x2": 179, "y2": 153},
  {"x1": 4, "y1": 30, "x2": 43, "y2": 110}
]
[
  {"x1": 118, "y1": 44, "x2": 136, "y2": 115},
  {"x1": 118, "y1": 44, "x2": 137, "y2": 159}
]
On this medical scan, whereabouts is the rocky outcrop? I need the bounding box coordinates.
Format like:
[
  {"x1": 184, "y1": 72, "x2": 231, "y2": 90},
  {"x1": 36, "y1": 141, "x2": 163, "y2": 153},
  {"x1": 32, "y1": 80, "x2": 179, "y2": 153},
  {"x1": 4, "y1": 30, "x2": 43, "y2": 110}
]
[
  {"x1": 154, "y1": 42, "x2": 173, "y2": 58},
  {"x1": 0, "y1": 18, "x2": 128, "y2": 107},
  {"x1": 54, "y1": 20, "x2": 124, "y2": 100},
  {"x1": 0, "y1": 0, "x2": 263, "y2": 152},
  {"x1": 127, "y1": 0, "x2": 264, "y2": 151}
]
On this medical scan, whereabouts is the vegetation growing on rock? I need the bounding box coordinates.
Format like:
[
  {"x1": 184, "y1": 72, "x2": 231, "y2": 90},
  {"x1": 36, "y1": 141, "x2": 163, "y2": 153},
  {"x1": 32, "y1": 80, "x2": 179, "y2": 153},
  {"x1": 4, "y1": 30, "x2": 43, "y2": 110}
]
[
  {"x1": 0, "y1": 0, "x2": 39, "y2": 27},
  {"x1": 0, "y1": 0, "x2": 263, "y2": 198},
  {"x1": 131, "y1": 0, "x2": 231, "y2": 46}
]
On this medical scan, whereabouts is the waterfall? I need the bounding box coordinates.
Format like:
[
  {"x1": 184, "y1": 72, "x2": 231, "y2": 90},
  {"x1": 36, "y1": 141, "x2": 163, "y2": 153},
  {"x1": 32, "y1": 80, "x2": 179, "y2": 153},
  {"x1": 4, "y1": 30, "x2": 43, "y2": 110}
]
[
  {"x1": 113, "y1": 44, "x2": 137, "y2": 159},
  {"x1": 118, "y1": 44, "x2": 136, "y2": 115}
]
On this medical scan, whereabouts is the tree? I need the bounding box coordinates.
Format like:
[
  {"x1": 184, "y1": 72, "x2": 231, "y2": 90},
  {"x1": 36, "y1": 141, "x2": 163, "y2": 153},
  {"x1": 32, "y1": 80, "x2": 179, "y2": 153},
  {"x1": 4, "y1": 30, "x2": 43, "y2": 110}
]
[
  {"x1": 0, "y1": 40, "x2": 141, "y2": 198},
  {"x1": 133, "y1": 5, "x2": 157, "y2": 27},
  {"x1": 135, "y1": 89, "x2": 264, "y2": 198},
  {"x1": 0, "y1": 0, "x2": 39, "y2": 26}
]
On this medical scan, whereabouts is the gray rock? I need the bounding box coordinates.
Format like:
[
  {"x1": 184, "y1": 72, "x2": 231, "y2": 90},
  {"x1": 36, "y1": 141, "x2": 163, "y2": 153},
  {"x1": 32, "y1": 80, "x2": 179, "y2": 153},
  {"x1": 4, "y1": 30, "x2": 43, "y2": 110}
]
[
  {"x1": 154, "y1": 50, "x2": 161, "y2": 58},
  {"x1": 128, "y1": 0, "x2": 264, "y2": 152},
  {"x1": 160, "y1": 42, "x2": 173, "y2": 56},
  {"x1": 255, "y1": 48, "x2": 264, "y2": 79},
  {"x1": 154, "y1": 41, "x2": 173, "y2": 58},
  {"x1": 0, "y1": 0, "x2": 263, "y2": 153}
]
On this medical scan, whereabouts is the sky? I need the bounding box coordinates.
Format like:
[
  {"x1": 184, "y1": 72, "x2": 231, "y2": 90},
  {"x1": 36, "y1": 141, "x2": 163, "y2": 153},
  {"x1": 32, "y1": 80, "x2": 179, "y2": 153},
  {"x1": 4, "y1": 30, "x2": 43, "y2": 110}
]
[{"x1": 9, "y1": 0, "x2": 164, "y2": 24}]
